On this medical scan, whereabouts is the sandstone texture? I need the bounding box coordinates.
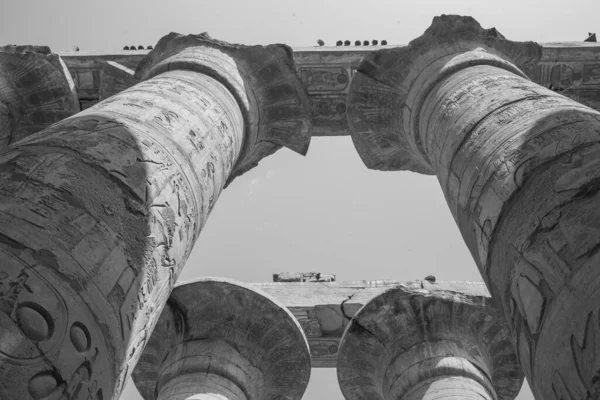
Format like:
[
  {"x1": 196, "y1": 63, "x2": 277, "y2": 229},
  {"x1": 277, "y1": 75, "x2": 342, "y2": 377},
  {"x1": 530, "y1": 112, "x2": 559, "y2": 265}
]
[
  {"x1": 0, "y1": 45, "x2": 78, "y2": 147},
  {"x1": 0, "y1": 33, "x2": 309, "y2": 400},
  {"x1": 347, "y1": 14, "x2": 600, "y2": 400},
  {"x1": 132, "y1": 278, "x2": 311, "y2": 400}
]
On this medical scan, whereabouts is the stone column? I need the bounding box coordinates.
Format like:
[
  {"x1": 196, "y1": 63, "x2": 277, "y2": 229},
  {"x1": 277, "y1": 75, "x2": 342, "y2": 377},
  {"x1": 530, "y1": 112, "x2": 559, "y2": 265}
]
[
  {"x1": 0, "y1": 34, "x2": 310, "y2": 400},
  {"x1": 0, "y1": 45, "x2": 78, "y2": 148},
  {"x1": 337, "y1": 285, "x2": 523, "y2": 400},
  {"x1": 348, "y1": 15, "x2": 600, "y2": 399},
  {"x1": 132, "y1": 278, "x2": 312, "y2": 400}
]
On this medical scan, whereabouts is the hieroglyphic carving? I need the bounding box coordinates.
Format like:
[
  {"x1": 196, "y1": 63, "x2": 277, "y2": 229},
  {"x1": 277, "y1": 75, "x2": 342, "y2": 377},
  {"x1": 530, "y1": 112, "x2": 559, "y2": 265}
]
[
  {"x1": 298, "y1": 66, "x2": 349, "y2": 92},
  {"x1": 308, "y1": 338, "x2": 339, "y2": 368},
  {"x1": 0, "y1": 45, "x2": 78, "y2": 147},
  {"x1": 0, "y1": 46, "x2": 245, "y2": 398}
]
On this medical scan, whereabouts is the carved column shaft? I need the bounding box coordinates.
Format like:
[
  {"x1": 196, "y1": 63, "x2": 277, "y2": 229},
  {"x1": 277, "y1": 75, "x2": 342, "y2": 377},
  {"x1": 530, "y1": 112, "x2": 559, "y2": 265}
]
[
  {"x1": 415, "y1": 53, "x2": 600, "y2": 400},
  {"x1": 158, "y1": 374, "x2": 246, "y2": 400},
  {"x1": 348, "y1": 15, "x2": 600, "y2": 399},
  {"x1": 0, "y1": 30, "x2": 311, "y2": 399},
  {"x1": 0, "y1": 68, "x2": 243, "y2": 400}
]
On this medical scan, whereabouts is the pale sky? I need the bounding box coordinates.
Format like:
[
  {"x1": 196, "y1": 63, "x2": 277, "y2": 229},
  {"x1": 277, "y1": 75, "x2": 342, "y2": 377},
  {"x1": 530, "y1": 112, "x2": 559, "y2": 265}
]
[{"x1": 3, "y1": 0, "x2": 599, "y2": 398}]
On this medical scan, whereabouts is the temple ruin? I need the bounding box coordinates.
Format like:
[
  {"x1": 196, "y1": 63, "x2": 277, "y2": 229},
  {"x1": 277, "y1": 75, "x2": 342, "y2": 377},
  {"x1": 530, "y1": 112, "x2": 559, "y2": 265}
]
[{"x1": 1, "y1": 14, "x2": 600, "y2": 400}]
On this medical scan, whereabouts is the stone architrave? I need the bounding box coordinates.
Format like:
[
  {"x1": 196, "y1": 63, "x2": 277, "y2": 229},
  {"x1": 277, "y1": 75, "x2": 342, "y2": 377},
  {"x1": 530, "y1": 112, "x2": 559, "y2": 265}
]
[
  {"x1": 132, "y1": 277, "x2": 312, "y2": 400},
  {"x1": 0, "y1": 34, "x2": 310, "y2": 400},
  {"x1": 347, "y1": 14, "x2": 600, "y2": 399},
  {"x1": 0, "y1": 45, "x2": 78, "y2": 147},
  {"x1": 99, "y1": 61, "x2": 139, "y2": 101},
  {"x1": 337, "y1": 285, "x2": 523, "y2": 400}
]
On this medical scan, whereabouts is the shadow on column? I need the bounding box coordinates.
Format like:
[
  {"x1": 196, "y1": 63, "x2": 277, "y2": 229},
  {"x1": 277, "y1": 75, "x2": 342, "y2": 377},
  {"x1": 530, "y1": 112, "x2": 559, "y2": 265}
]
[{"x1": 132, "y1": 277, "x2": 312, "y2": 400}]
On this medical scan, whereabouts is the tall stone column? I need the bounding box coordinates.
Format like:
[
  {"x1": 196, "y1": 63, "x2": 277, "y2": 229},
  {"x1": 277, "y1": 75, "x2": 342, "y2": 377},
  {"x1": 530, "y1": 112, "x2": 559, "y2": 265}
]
[
  {"x1": 348, "y1": 15, "x2": 600, "y2": 399},
  {"x1": 0, "y1": 34, "x2": 310, "y2": 399},
  {"x1": 0, "y1": 45, "x2": 78, "y2": 148},
  {"x1": 337, "y1": 285, "x2": 522, "y2": 400},
  {"x1": 132, "y1": 278, "x2": 312, "y2": 400}
]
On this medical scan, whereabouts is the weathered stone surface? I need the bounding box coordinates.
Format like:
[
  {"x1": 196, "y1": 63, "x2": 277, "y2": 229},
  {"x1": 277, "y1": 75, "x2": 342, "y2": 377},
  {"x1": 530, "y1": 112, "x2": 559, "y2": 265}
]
[
  {"x1": 0, "y1": 45, "x2": 78, "y2": 147},
  {"x1": 337, "y1": 286, "x2": 523, "y2": 400},
  {"x1": 99, "y1": 61, "x2": 139, "y2": 101},
  {"x1": 253, "y1": 280, "x2": 489, "y2": 368},
  {"x1": 58, "y1": 41, "x2": 600, "y2": 138},
  {"x1": 135, "y1": 32, "x2": 312, "y2": 184},
  {"x1": 535, "y1": 42, "x2": 600, "y2": 111},
  {"x1": 0, "y1": 32, "x2": 316, "y2": 399},
  {"x1": 348, "y1": 14, "x2": 542, "y2": 172},
  {"x1": 132, "y1": 278, "x2": 311, "y2": 400},
  {"x1": 0, "y1": 54, "x2": 245, "y2": 399},
  {"x1": 347, "y1": 14, "x2": 600, "y2": 400},
  {"x1": 59, "y1": 49, "x2": 146, "y2": 109}
]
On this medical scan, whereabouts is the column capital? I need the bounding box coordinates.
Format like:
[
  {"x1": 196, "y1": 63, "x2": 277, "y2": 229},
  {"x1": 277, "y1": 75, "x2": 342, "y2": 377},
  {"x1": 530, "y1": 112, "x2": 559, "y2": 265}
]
[
  {"x1": 337, "y1": 285, "x2": 523, "y2": 400},
  {"x1": 348, "y1": 15, "x2": 542, "y2": 172},
  {"x1": 135, "y1": 33, "x2": 312, "y2": 184},
  {"x1": 0, "y1": 45, "x2": 78, "y2": 146},
  {"x1": 132, "y1": 277, "x2": 311, "y2": 400}
]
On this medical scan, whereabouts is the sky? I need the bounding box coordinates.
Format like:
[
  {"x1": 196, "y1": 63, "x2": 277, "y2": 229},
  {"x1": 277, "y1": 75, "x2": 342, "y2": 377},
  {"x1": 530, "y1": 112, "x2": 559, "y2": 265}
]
[{"x1": 3, "y1": 0, "x2": 599, "y2": 398}]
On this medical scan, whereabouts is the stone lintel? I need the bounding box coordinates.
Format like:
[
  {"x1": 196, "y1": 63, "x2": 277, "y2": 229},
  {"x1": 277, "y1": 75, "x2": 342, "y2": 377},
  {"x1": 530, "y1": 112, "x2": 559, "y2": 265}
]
[
  {"x1": 132, "y1": 277, "x2": 311, "y2": 400},
  {"x1": 217, "y1": 280, "x2": 488, "y2": 368},
  {"x1": 0, "y1": 45, "x2": 78, "y2": 147},
  {"x1": 337, "y1": 285, "x2": 523, "y2": 400},
  {"x1": 347, "y1": 14, "x2": 543, "y2": 173},
  {"x1": 98, "y1": 61, "x2": 139, "y2": 101},
  {"x1": 57, "y1": 41, "x2": 600, "y2": 139},
  {"x1": 134, "y1": 33, "x2": 312, "y2": 185}
]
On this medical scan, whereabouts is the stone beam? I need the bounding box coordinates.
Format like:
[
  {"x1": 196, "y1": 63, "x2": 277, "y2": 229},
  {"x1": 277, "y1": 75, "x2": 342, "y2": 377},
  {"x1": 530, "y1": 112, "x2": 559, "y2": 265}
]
[
  {"x1": 132, "y1": 278, "x2": 311, "y2": 400},
  {"x1": 0, "y1": 45, "x2": 78, "y2": 147},
  {"x1": 347, "y1": 14, "x2": 600, "y2": 399},
  {"x1": 237, "y1": 280, "x2": 488, "y2": 368},
  {"x1": 337, "y1": 286, "x2": 523, "y2": 400},
  {"x1": 58, "y1": 40, "x2": 600, "y2": 136},
  {"x1": 0, "y1": 34, "x2": 309, "y2": 400}
]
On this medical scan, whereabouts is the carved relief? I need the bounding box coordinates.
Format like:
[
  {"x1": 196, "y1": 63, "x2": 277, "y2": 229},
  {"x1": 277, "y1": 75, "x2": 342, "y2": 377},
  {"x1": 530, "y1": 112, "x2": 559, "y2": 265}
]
[
  {"x1": 28, "y1": 371, "x2": 65, "y2": 400},
  {"x1": 550, "y1": 64, "x2": 579, "y2": 89},
  {"x1": 570, "y1": 311, "x2": 600, "y2": 398},
  {"x1": 298, "y1": 66, "x2": 349, "y2": 92},
  {"x1": 552, "y1": 370, "x2": 577, "y2": 400},
  {"x1": 582, "y1": 64, "x2": 600, "y2": 86}
]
